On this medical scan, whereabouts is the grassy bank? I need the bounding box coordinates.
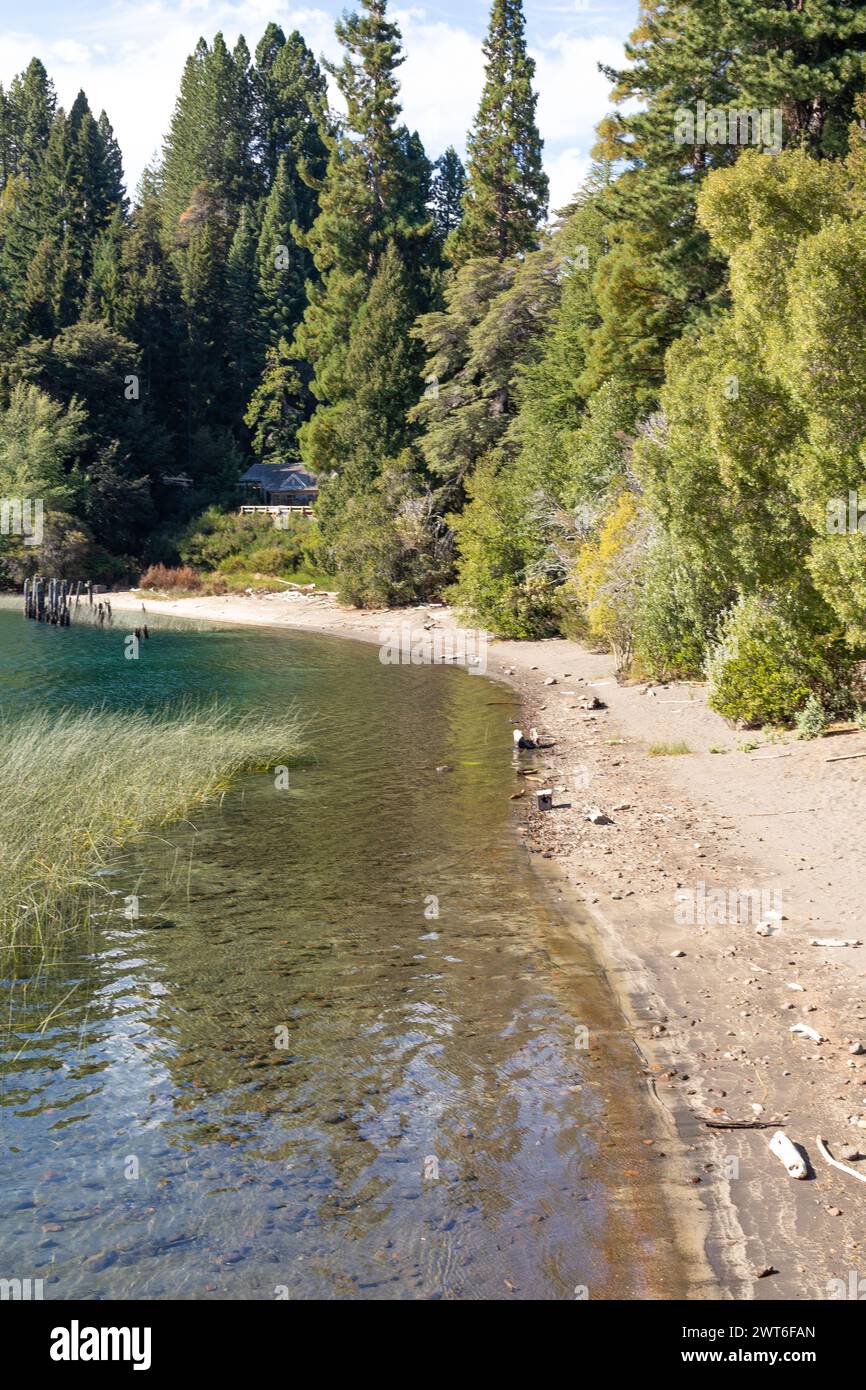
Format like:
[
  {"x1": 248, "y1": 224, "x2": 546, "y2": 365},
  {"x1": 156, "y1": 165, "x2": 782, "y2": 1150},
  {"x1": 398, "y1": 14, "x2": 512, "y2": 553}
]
[{"x1": 0, "y1": 703, "x2": 305, "y2": 958}]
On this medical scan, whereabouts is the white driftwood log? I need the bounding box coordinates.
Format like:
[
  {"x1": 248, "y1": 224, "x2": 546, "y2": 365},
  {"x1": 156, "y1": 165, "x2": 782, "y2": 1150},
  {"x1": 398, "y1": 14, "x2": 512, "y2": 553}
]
[
  {"x1": 769, "y1": 1130, "x2": 808, "y2": 1178},
  {"x1": 790, "y1": 1022, "x2": 824, "y2": 1043}
]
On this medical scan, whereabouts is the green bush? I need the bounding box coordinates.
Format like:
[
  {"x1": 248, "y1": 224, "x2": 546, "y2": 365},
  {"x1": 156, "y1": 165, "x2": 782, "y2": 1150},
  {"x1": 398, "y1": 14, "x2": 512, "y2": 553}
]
[
  {"x1": 247, "y1": 545, "x2": 296, "y2": 574},
  {"x1": 635, "y1": 534, "x2": 726, "y2": 680},
  {"x1": 447, "y1": 574, "x2": 561, "y2": 640},
  {"x1": 449, "y1": 454, "x2": 559, "y2": 637},
  {"x1": 706, "y1": 593, "x2": 853, "y2": 727},
  {"x1": 218, "y1": 554, "x2": 247, "y2": 574},
  {"x1": 178, "y1": 506, "x2": 324, "y2": 582},
  {"x1": 794, "y1": 694, "x2": 828, "y2": 740}
]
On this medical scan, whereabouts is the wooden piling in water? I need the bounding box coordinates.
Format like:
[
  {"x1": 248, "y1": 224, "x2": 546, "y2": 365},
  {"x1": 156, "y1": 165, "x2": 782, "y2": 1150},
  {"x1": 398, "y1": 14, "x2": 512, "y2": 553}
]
[{"x1": 22, "y1": 576, "x2": 93, "y2": 629}]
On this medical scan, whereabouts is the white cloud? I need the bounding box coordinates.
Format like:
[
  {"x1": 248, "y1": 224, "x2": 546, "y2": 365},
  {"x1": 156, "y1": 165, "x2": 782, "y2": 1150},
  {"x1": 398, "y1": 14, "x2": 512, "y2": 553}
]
[
  {"x1": 545, "y1": 144, "x2": 591, "y2": 213},
  {"x1": 51, "y1": 40, "x2": 92, "y2": 65},
  {"x1": 533, "y1": 32, "x2": 619, "y2": 142},
  {"x1": 398, "y1": 17, "x2": 484, "y2": 155}
]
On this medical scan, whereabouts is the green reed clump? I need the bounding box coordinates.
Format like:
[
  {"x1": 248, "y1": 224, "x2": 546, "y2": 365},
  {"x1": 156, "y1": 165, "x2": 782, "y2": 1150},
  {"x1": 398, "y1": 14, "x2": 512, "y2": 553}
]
[{"x1": 0, "y1": 703, "x2": 305, "y2": 956}]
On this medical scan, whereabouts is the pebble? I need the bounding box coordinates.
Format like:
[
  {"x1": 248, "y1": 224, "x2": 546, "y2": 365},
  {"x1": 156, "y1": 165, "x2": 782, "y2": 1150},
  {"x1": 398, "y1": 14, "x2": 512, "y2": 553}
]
[{"x1": 84, "y1": 1250, "x2": 116, "y2": 1273}]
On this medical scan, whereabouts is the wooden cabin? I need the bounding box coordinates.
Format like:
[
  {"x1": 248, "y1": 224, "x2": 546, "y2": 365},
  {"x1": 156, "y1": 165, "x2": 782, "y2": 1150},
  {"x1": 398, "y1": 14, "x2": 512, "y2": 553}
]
[{"x1": 239, "y1": 463, "x2": 318, "y2": 516}]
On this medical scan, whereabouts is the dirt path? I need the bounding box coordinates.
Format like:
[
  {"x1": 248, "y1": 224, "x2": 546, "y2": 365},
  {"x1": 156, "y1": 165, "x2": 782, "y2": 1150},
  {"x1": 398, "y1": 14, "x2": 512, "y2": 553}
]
[{"x1": 114, "y1": 589, "x2": 866, "y2": 1300}]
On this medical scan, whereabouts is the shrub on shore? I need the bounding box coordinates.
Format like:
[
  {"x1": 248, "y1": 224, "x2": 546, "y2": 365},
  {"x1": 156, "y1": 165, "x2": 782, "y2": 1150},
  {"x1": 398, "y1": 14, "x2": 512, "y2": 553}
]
[
  {"x1": 705, "y1": 594, "x2": 853, "y2": 727},
  {"x1": 0, "y1": 704, "x2": 305, "y2": 959},
  {"x1": 139, "y1": 563, "x2": 201, "y2": 591},
  {"x1": 178, "y1": 507, "x2": 325, "y2": 587}
]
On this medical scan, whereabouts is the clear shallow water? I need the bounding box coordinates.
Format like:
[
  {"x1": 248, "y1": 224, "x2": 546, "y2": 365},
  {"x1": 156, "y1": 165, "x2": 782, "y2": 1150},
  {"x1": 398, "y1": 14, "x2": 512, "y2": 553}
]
[{"x1": 0, "y1": 599, "x2": 684, "y2": 1299}]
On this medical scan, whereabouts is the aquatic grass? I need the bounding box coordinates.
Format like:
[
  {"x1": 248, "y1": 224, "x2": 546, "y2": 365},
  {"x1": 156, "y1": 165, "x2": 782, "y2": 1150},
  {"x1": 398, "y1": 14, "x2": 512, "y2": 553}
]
[{"x1": 0, "y1": 702, "x2": 305, "y2": 958}]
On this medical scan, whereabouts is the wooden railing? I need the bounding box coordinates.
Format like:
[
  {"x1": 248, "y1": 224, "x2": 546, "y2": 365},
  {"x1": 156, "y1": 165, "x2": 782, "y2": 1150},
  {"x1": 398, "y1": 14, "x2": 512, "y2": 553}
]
[{"x1": 238, "y1": 504, "x2": 314, "y2": 517}]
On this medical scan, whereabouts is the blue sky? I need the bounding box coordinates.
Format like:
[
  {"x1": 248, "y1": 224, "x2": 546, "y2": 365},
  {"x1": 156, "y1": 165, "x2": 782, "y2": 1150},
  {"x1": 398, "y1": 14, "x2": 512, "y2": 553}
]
[{"x1": 0, "y1": 0, "x2": 637, "y2": 210}]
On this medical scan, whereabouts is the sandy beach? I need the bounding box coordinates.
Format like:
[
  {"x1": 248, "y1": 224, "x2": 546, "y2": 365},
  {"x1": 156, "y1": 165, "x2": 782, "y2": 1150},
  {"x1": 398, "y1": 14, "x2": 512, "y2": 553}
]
[{"x1": 113, "y1": 587, "x2": 866, "y2": 1300}]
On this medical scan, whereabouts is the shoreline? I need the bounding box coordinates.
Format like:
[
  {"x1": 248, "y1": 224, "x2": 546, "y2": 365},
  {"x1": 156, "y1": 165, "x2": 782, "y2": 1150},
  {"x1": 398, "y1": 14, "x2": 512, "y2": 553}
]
[{"x1": 113, "y1": 588, "x2": 866, "y2": 1300}]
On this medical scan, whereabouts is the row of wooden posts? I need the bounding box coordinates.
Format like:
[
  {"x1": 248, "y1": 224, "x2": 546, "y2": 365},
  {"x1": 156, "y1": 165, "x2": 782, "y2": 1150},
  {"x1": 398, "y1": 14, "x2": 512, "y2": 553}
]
[{"x1": 22, "y1": 578, "x2": 113, "y2": 627}]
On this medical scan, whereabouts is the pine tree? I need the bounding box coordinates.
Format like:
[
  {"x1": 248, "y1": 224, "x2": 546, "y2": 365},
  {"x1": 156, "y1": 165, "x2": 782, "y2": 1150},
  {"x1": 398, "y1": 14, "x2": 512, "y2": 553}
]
[
  {"x1": 21, "y1": 235, "x2": 58, "y2": 339},
  {"x1": 1, "y1": 106, "x2": 71, "y2": 342},
  {"x1": 723, "y1": 0, "x2": 866, "y2": 158},
  {"x1": 327, "y1": 0, "x2": 408, "y2": 259},
  {"x1": 114, "y1": 195, "x2": 186, "y2": 451},
  {"x1": 253, "y1": 25, "x2": 329, "y2": 234},
  {"x1": 294, "y1": 0, "x2": 433, "y2": 480},
  {"x1": 412, "y1": 240, "x2": 563, "y2": 491},
  {"x1": 0, "y1": 87, "x2": 12, "y2": 186},
  {"x1": 160, "y1": 33, "x2": 264, "y2": 465},
  {"x1": 336, "y1": 241, "x2": 426, "y2": 478},
  {"x1": 245, "y1": 342, "x2": 307, "y2": 460},
  {"x1": 585, "y1": 0, "x2": 737, "y2": 401},
  {"x1": 1, "y1": 103, "x2": 65, "y2": 267},
  {"x1": 256, "y1": 155, "x2": 306, "y2": 349},
  {"x1": 66, "y1": 95, "x2": 125, "y2": 292},
  {"x1": 160, "y1": 34, "x2": 257, "y2": 237},
  {"x1": 450, "y1": 0, "x2": 547, "y2": 265},
  {"x1": 0, "y1": 80, "x2": 125, "y2": 344},
  {"x1": 178, "y1": 195, "x2": 232, "y2": 449},
  {"x1": 97, "y1": 111, "x2": 128, "y2": 214},
  {"x1": 84, "y1": 205, "x2": 125, "y2": 320},
  {"x1": 510, "y1": 170, "x2": 612, "y2": 501},
  {"x1": 5, "y1": 58, "x2": 56, "y2": 177},
  {"x1": 431, "y1": 147, "x2": 466, "y2": 240},
  {"x1": 226, "y1": 204, "x2": 262, "y2": 416}
]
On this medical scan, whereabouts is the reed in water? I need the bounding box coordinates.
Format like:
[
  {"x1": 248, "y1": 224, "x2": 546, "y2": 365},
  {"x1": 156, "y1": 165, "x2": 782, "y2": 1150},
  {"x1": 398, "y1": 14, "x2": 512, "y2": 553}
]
[{"x1": 0, "y1": 703, "x2": 305, "y2": 957}]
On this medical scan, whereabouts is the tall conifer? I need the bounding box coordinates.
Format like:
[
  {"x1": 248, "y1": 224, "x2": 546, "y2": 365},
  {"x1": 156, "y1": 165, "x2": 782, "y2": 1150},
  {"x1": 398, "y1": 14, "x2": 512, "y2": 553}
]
[
  {"x1": 451, "y1": 0, "x2": 547, "y2": 265},
  {"x1": 294, "y1": 0, "x2": 432, "y2": 482}
]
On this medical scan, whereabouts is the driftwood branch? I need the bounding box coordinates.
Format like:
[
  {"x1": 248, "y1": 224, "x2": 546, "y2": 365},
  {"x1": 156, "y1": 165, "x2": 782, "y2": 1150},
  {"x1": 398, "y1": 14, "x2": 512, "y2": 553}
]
[
  {"x1": 701, "y1": 1117, "x2": 783, "y2": 1130},
  {"x1": 816, "y1": 1136, "x2": 866, "y2": 1185}
]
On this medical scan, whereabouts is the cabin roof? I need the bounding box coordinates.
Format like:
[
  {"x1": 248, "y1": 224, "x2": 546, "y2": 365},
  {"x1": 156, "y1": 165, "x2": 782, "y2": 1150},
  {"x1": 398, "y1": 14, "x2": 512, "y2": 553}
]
[{"x1": 240, "y1": 462, "x2": 318, "y2": 491}]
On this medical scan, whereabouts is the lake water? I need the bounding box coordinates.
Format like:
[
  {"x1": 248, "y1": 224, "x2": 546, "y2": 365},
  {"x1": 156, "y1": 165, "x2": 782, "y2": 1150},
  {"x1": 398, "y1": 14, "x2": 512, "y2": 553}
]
[{"x1": 0, "y1": 598, "x2": 685, "y2": 1299}]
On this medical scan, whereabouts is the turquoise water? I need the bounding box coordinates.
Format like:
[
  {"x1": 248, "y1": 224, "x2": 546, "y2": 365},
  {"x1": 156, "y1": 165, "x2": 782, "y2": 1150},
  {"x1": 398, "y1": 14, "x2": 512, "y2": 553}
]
[{"x1": 0, "y1": 598, "x2": 683, "y2": 1299}]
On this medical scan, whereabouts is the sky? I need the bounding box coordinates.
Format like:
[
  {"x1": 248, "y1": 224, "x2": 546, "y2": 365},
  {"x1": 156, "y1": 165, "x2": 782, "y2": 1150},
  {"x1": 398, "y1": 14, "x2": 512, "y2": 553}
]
[{"x1": 0, "y1": 0, "x2": 637, "y2": 213}]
